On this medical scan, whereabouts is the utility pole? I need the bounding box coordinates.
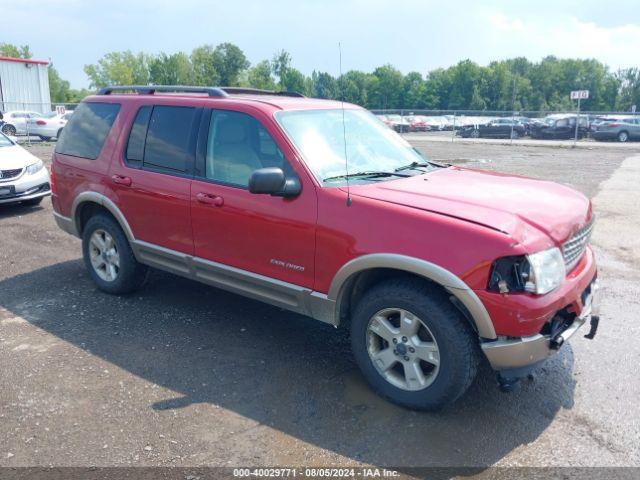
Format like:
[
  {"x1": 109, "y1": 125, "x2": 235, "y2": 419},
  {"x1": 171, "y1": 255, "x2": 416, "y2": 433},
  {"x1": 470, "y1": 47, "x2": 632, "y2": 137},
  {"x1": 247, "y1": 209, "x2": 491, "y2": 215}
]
[
  {"x1": 510, "y1": 77, "x2": 517, "y2": 145},
  {"x1": 574, "y1": 97, "x2": 581, "y2": 147}
]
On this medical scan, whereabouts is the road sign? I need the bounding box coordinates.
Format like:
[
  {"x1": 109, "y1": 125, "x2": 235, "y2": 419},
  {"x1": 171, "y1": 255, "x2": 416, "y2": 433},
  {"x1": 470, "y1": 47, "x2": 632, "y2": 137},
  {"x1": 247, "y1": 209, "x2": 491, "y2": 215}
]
[
  {"x1": 570, "y1": 90, "x2": 589, "y2": 100},
  {"x1": 55, "y1": 105, "x2": 66, "y2": 115}
]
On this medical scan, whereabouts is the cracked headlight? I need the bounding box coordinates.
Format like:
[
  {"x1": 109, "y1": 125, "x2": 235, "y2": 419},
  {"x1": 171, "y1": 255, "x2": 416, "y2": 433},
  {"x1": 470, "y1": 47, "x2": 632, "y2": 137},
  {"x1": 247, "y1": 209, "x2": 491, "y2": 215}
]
[
  {"x1": 25, "y1": 160, "x2": 44, "y2": 175},
  {"x1": 525, "y1": 247, "x2": 566, "y2": 295},
  {"x1": 488, "y1": 247, "x2": 566, "y2": 295}
]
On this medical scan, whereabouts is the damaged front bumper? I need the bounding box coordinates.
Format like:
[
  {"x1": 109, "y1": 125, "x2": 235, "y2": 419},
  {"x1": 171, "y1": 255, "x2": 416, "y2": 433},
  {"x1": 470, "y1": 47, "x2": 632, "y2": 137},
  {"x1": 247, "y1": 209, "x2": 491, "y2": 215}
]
[{"x1": 481, "y1": 279, "x2": 600, "y2": 378}]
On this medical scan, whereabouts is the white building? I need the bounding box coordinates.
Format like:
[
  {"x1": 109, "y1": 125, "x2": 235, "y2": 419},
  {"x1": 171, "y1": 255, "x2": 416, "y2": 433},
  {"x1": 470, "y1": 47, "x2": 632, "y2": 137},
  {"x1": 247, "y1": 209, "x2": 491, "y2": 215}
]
[{"x1": 0, "y1": 56, "x2": 51, "y2": 114}]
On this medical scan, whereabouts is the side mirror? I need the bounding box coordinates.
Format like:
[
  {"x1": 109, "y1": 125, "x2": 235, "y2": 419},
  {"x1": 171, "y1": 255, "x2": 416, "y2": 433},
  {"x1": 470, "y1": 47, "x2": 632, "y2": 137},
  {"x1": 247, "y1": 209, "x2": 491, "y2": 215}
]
[{"x1": 249, "y1": 167, "x2": 301, "y2": 198}]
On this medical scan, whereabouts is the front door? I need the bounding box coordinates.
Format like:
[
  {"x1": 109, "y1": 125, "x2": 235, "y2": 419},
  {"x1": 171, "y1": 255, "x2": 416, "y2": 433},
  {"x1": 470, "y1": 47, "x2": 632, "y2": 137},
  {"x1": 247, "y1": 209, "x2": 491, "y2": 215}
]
[{"x1": 190, "y1": 108, "x2": 317, "y2": 289}]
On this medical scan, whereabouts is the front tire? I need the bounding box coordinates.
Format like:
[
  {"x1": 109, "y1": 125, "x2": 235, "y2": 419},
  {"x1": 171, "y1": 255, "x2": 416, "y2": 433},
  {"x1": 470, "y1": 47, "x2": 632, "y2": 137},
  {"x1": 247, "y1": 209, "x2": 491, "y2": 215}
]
[
  {"x1": 618, "y1": 131, "x2": 629, "y2": 143},
  {"x1": 350, "y1": 278, "x2": 480, "y2": 410},
  {"x1": 470, "y1": 129, "x2": 480, "y2": 138},
  {"x1": 82, "y1": 214, "x2": 148, "y2": 294}
]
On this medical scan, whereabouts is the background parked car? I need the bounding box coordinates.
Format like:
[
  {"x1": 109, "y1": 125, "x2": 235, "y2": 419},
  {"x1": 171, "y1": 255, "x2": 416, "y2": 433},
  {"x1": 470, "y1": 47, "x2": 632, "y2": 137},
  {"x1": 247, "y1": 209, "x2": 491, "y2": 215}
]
[
  {"x1": 0, "y1": 130, "x2": 51, "y2": 206},
  {"x1": 385, "y1": 114, "x2": 412, "y2": 133},
  {"x1": 0, "y1": 111, "x2": 44, "y2": 136},
  {"x1": 458, "y1": 118, "x2": 526, "y2": 139},
  {"x1": 406, "y1": 115, "x2": 431, "y2": 132},
  {"x1": 27, "y1": 111, "x2": 74, "y2": 141},
  {"x1": 529, "y1": 115, "x2": 589, "y2": 140},
  {"x1": 591, "y1": 117, "x2": 640, "y2": 142},
  {"x1": 421, "y1": 116, "x2": 447, "y2": 131},
  {"x1": 375, "y1": 114, "x2": 394, "y2": 129},
  {"x1": 512, "y1": 116, "x2": 535, "y2": 135}
]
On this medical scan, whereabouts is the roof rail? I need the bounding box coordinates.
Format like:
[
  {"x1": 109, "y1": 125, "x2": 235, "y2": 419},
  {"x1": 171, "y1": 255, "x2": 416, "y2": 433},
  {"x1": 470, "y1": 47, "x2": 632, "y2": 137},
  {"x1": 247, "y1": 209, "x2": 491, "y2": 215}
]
[
  {"x1": 96, "y1": 85, "x2": 306, "y2": 99},
  {"x1": 219, "y1": 87, "x2": 305, "y2": 98},
  {"x1": 97, "y1": 85, "x2": 229, "y2": 97}
]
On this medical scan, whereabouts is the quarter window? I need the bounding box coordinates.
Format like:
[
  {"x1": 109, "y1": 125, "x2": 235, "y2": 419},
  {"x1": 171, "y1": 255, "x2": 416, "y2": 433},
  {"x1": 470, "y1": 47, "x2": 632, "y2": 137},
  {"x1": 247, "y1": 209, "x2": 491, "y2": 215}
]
[
  {"x1": 205, "y1": 110, "x2": 290, "y2": 187},
  {"x1": 125, "y1": 106, "x2": 152, "y2": 167},
  {"x1": 55, "y1": 102, "x2": 120, "y2": 160}
]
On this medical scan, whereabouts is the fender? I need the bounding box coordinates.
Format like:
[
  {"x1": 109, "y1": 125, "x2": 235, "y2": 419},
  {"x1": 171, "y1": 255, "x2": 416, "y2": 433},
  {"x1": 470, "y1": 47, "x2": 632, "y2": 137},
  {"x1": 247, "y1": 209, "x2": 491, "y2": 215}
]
[
  {"x1": 327, "y1": 253, "x2": 497, "y2": 340},
  {"x1": 71, "y1": 191, "x2": 135, "y2": 241}
]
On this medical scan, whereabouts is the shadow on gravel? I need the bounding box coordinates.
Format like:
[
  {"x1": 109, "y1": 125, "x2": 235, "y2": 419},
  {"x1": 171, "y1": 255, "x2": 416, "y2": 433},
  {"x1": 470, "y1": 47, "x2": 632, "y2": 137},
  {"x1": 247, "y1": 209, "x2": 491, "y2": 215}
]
[
  {"x1": 0, "y1": 260, "x2": 577, "y2": 474},
  {"x1": 0, "y1": 202, "x2": 44, "y2": 219}
]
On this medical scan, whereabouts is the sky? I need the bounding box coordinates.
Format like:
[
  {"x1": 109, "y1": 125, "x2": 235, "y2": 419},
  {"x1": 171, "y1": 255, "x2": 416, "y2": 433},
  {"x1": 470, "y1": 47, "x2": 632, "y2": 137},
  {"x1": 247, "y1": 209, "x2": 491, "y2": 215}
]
[{"x1": 2, "y1": 0, "x2": 640, "y2": 88}]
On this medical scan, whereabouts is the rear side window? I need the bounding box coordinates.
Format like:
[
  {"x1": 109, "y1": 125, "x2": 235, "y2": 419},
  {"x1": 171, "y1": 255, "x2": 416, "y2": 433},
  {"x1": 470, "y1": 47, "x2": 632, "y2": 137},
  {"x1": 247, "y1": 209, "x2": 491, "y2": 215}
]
[
  {"x1": 143, "y1": 106, "x2": 198, "y2": 173},
  {"x1": 55, "y1": 103, "x2": 120, "y2": 160}
]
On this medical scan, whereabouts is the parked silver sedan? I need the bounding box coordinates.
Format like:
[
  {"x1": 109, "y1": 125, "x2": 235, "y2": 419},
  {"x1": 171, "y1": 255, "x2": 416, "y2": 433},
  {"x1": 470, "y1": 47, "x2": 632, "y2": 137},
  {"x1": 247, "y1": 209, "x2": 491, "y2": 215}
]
[
  {"x1": 592, "y1": 117, "x2": 640, "y2": 142},
  {"x1": 27, "y1": 111, "x2": 74, "y2": 141}
]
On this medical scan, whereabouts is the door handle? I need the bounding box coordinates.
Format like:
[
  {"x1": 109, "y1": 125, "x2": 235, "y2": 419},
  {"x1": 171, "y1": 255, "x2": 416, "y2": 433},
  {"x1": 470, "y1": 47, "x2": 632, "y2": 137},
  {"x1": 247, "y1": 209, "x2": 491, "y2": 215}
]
[
  {"x1": 112, "y1": 174, "x2": 132, "y2": 187},
  {"x1": 196, "y1": 192, "x2": 224, "y2": 207}
]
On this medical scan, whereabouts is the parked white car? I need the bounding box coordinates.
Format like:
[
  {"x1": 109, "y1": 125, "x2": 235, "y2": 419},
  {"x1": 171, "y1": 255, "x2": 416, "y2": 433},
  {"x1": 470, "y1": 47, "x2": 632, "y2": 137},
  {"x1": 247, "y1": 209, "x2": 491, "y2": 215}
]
[
  {"x1": 0, "y1": 111, "x2": 44, "y2": 136},
  {"x1": 27, "y1": 111, "x2": 74, "y2": 141},
  {"x1": 0, "y1": 131, "x2": 51, "y2": 206}
]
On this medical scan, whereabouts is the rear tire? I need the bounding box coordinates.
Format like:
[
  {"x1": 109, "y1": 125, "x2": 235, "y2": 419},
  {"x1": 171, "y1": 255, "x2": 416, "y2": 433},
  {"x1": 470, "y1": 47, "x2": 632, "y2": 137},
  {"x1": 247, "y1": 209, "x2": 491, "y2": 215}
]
[
  {"x1": 618, "y1": 131, "x2": 629, "y2": 143},
  {"x1": 39, "y1": 136, "x2": 52, "y2": 142},
  {"x1": 350, "y1": 278, "x2": 480, "y2": 410},
  {"x1": 82, "y1": 214, "x2": 148, "y2": 294},
  {"x1": 2, "y1": 124, "x2": 16, "y2": 136},
  {"x1": 470, "y1": 129, "x2": 480, "y2": 138}
]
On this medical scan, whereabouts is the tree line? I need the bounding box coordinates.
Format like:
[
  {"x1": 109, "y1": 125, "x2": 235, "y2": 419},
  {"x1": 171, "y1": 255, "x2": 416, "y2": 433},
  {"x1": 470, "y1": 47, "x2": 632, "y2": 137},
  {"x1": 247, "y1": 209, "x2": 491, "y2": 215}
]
[{"x1": 2, "y1": 42, "x2": 639, "y2": 112}]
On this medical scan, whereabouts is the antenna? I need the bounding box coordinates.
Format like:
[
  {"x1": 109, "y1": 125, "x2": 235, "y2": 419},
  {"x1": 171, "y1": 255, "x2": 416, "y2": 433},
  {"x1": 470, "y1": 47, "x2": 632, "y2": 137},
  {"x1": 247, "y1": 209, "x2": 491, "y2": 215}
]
[{"x1": 338, "y1": 42, "x2": 352, "y2": 207}]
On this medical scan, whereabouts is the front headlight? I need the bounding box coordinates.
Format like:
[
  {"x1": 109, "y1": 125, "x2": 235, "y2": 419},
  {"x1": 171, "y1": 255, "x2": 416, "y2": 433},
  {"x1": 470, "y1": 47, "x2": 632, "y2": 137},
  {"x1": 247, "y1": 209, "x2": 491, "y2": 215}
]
[
  {"x1": 488, "y1": 247, "x2": 566, "y2": 295},
  {"x1": 25, "y1": 160, "x2": 44, "y2": 175},
  {"x1": 525, "y1": 247, "x2": 566, "y2": 295}
]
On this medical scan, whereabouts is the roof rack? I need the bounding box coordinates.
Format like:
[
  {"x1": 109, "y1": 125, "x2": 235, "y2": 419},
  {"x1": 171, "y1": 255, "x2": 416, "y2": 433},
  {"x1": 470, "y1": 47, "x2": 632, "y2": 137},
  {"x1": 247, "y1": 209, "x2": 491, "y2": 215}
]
[
  {"x1": 220, "y1": 87, "x2": 305, "y2": 98},
  {"x1": 97, "y1": 85, "x2": 228, "y2": 97},
  {"x1": 96, "y1": 85, "x2": 305, "y2": 98}
]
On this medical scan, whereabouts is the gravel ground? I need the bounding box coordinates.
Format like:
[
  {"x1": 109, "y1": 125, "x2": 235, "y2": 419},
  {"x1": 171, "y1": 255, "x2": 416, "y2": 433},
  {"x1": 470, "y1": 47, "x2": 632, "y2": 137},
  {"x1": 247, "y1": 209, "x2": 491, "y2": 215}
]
[{"x1": 1, "y1": 140, "x2": 639, "y2": 477}]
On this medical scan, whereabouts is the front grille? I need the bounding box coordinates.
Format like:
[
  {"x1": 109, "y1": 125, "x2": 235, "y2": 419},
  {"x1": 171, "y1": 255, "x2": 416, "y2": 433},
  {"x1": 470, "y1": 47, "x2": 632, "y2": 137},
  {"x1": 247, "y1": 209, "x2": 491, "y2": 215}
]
[
  {"x1": 0, "y1": 168, "x2": 23, "y2": 181},
  {"x1": 562, "y1": 217, "x2": 595, "y2": 272}
]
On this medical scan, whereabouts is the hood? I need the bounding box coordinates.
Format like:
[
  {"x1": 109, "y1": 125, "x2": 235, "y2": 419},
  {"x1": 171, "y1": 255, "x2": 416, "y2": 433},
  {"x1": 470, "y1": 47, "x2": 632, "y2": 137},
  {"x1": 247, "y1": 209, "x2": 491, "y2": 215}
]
[
  {"x1": 348, "y1": 167, "x2": 591, "y2": 245},
  {"x1": 0, "y1": 144, "x2": 41, "y2": 170}
]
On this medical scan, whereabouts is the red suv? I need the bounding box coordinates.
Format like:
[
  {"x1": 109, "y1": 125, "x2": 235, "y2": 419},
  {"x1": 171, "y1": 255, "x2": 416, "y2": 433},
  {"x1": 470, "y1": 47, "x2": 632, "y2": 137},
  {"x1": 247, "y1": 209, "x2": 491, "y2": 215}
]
[{"x1": 52, "y1": 86, "x2": 599, "y2": 410}]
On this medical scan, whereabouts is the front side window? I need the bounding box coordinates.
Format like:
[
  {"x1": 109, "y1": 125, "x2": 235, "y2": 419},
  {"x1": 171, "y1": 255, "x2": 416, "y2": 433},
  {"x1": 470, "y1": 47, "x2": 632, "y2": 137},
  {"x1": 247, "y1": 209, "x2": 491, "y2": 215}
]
[
  {"x1": 55, "y1": 102, "x2": 120, "y2": 160},
  {"x1": 276, "y1": 108, "x2": 431, "y2": 185},
  {"x1": 205, "y1": 110, "x2": 289, "y2": 187}
]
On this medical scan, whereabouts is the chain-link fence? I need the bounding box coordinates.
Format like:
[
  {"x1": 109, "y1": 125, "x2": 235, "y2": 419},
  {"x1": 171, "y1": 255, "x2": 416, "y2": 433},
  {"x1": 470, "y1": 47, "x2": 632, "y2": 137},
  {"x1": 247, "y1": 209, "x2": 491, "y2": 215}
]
[
  {"x1": 2, "y1": 100, "x2": 638, "y2": 145},
  {"x1": 371, "y1": 109, "x2": 640, "y2": 144}
]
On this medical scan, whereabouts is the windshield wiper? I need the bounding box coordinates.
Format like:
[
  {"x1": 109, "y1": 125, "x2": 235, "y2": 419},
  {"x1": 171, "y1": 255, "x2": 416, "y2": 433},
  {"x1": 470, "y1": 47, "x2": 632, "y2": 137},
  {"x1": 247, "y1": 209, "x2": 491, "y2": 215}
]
[
  {"x1": 394, "y1": 161, "x2": 433, "y2": 172},
  {"x1": 323, "y1": 170, "x2": 412, "y2": 182}
]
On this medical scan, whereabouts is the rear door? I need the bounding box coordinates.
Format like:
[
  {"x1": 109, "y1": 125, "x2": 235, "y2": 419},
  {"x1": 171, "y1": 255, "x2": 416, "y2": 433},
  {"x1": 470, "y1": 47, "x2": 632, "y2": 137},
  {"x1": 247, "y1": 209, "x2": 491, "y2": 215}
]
[{"x1": 108, "y1": 104, "x2": 201, "y2": 254}]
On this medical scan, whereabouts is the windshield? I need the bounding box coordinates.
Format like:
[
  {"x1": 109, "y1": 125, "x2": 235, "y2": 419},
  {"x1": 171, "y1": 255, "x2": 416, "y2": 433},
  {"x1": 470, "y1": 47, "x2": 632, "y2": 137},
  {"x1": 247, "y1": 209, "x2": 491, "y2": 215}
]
[
  {"x1": 0, "y1": 132, "x2": 14, "y2": 147},
  {"x1": 275, "y1": 108, "x2": 432, "y2": 184}
]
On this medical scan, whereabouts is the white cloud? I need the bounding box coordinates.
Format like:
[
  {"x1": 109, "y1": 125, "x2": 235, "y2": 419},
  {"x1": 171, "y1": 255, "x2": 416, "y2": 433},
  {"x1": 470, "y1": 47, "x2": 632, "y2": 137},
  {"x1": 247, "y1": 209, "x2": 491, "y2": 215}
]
[{"x1": 486, "y1": 12, "x2": 640, "y2": 69}]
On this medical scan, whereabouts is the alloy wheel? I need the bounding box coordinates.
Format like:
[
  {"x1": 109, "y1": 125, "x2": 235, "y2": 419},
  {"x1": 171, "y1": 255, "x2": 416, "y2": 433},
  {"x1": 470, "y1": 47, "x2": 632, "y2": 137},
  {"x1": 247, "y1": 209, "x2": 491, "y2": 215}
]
[
  {"x1": 2, "y1": 124, "x2": 16, "y2": 136},
  {"x1": 366, "y1": 308, "x2": 440, "y2": 391},
  {"x1": 89, "y1": 229, "x2": 120, "y2": 282}
]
